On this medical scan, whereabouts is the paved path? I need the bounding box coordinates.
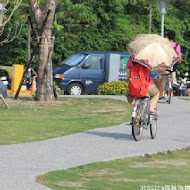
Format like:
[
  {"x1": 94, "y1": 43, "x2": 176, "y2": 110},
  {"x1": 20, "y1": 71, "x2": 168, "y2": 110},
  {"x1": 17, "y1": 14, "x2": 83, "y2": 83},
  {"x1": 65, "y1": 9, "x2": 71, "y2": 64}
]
[{"x1": 0, "y1": 96, "x2": 190, "y2": 190}]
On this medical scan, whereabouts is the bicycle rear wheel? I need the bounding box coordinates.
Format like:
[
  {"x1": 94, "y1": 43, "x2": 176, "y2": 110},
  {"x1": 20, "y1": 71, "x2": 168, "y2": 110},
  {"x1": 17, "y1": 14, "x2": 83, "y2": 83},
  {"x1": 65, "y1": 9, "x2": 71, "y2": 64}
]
[
  {"x1": 132, "y1": 104, "x2": 143, "y2": 141},
  {"x1": 149, "y1": 115, "x2": 157, "y2": 139},
  {"x1": 164, "y1": 76, "x2": 172, "y2": 104},
  {"x1": 166, "y1": 89, "x2": 171, "y2": 104}
]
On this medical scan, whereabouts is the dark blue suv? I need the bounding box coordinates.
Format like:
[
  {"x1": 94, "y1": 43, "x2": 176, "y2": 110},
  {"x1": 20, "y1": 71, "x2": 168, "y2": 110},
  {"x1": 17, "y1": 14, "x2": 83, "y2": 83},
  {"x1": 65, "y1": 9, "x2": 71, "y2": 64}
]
[{"x1": 53, "y1": 51, "x2": 130, "y2": 95}]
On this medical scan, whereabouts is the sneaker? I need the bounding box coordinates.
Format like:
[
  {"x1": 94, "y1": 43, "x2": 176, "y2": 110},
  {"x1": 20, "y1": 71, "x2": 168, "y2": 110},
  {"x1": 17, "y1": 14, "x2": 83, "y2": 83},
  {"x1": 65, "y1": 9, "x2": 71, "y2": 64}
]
[{"x1": 159, "y1": 96, "x2": 165, "y2": 100}]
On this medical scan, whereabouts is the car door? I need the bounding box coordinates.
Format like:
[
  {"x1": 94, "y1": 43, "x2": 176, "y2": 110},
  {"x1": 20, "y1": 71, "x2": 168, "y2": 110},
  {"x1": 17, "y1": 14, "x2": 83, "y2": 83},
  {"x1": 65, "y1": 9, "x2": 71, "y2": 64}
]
[
  {"x1": 80, "y1": 54, "x2": 105, "y2": 94},
  {"x1": 118, "y1": 55, "x2": 130, "y2": 81}
]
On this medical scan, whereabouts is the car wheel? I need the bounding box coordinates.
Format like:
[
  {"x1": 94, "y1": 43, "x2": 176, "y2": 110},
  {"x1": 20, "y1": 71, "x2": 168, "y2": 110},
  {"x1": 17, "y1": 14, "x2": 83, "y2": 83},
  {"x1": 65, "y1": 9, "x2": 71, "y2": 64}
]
[{"x1": 67, "y1": 83, "x2": 83, "y2": 95}]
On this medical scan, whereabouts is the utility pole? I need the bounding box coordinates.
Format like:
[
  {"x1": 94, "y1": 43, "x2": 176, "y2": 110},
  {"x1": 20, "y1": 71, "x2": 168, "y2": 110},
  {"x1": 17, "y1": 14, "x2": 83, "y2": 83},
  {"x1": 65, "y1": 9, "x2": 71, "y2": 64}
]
[{"x1": 149, "y1": 0, "x2": 153, "y2": 34}]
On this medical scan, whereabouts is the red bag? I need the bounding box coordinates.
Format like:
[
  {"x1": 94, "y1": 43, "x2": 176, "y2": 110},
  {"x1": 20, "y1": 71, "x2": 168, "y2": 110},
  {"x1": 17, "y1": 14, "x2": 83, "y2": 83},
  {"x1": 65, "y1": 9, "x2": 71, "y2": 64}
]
[{"x1": 128, "y1": 64, "x2": 149, "y2": 97}]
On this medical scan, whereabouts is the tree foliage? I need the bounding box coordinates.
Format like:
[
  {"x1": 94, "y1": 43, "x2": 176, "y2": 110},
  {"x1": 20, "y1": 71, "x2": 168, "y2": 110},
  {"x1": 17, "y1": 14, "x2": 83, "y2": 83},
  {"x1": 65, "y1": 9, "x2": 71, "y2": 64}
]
[{"x1": 0, "y1": 0, "x2": 189, "y2": 78}]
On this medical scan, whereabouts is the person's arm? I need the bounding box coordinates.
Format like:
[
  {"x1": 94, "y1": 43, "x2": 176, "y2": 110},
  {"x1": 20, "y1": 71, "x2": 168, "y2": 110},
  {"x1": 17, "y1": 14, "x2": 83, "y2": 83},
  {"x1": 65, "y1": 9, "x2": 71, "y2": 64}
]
[
  {"x1": 176, "y1": 44, "x2": 182, "y2": 63},
  {"x1": 126, "y1": 68, "x2": 131, "y2": 80},
  {"x1": 157, "y1": 68, "x2": 170, "y2": 75}
]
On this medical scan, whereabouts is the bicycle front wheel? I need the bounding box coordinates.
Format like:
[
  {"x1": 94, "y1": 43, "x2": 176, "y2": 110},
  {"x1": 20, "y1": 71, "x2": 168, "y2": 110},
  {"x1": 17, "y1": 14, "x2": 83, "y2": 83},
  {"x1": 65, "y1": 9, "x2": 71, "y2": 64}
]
[
  {"x1": 132, "y1": 105, "x2": 143, "y2": 141},
  {"x1": 149, "y1": 115, "x2": 157, "y2": 139}
]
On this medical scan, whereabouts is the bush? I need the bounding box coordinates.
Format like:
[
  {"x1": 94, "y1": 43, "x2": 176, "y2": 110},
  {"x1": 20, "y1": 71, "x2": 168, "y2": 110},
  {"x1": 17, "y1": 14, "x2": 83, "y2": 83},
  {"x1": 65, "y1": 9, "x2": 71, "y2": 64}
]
[
  {"x1": 98, "y1": 81, "x2": 128, "y2": 95},
  {"x1": 53, "y1": 82, "x2": 63, "y2": 95}
]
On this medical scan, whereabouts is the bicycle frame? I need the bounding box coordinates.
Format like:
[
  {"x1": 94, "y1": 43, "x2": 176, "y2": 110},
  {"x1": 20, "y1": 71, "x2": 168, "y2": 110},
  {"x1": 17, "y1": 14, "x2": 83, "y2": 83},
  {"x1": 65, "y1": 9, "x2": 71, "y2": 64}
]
[
  {"x1": 131, "y1": 96, "x2": 157, "y2": 141},
  {"x1": 132, "y1": 97, "x2": 150, "y2": 129},
  {"x1": 165, "y1": 74, "x2": 172, "y2": 90},
  {"x1": 164, "y1": 74, "x2": 173, "y2": 104}
]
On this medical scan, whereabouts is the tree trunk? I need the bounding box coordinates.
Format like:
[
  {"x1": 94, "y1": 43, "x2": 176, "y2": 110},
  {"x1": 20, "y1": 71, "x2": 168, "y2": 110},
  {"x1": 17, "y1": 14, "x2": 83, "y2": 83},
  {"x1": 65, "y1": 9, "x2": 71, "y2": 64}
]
[
  {"x1": 37, "y1": 31, "x2": 54, "y2": 100},
  {"x1": 28, "y1": 20, "x2": 31, "y2": 62},
  {"x1": 28, "y1": 0, "x2": 58, "y2": 101}
]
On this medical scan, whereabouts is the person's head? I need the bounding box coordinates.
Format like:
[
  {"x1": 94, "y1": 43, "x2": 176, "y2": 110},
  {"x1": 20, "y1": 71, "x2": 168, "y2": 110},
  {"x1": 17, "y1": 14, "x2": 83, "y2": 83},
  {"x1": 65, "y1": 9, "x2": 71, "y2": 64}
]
[{"x1": 167, "y1": 30, "x2": 176, "y2": 41}]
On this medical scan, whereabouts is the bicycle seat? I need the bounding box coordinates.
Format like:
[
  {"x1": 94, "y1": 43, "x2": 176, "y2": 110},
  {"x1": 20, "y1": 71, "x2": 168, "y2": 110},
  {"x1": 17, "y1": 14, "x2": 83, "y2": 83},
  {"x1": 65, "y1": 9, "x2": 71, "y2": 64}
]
[
  {"x1": 140, "y1": 96, "x2": 149, "y2": 99},
  {"x1": 165, "y1": 69, "x2": 173, "y2": 73},
  {"x1": 164, "y1": 70, "x2": 173, "y2": 75}
]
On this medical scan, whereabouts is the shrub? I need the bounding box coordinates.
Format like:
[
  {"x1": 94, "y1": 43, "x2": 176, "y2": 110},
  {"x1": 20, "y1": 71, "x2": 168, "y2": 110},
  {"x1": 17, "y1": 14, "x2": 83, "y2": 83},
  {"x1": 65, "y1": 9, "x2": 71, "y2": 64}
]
[
  {"x1": 98, "y1": 81, "x2": 128, "y2": 95},
  {"x1": 53, "y1": 81, "x2": 63, "y2": 95}
]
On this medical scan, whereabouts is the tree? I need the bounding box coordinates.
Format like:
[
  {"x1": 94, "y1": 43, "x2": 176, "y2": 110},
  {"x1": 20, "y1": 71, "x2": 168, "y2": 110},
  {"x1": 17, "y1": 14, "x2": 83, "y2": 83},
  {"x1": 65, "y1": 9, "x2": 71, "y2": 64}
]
[
  {"x1": 28, "y1": 0, "x2": 58, "y2": 101},
  {"x1": 0, "y1": 0, "x2": 23, "y2": 43},
  {"x1": 0, "y1": 0, "x2": 189, "y2": 82}
]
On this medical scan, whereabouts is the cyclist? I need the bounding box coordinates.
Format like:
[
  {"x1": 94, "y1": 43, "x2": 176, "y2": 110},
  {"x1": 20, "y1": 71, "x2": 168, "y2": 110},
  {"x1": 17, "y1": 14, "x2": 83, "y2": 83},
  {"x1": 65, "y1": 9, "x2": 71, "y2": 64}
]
[
  {"x1": 126, "y1": 57, "x2": 159, "y2": 116},
  {"x1": 167, "y1": 30, "x2": 182, "y2": 85},
  {"x1": 151, "y1": 68, "x2": 170, "y2": 99}
]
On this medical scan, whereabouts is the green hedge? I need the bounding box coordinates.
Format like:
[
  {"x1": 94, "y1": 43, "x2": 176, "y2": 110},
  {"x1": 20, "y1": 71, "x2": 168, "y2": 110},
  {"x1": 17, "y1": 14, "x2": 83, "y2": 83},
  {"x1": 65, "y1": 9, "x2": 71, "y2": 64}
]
[{"x1": 98, "y1": 81, "x2": 128, "y2": 95}]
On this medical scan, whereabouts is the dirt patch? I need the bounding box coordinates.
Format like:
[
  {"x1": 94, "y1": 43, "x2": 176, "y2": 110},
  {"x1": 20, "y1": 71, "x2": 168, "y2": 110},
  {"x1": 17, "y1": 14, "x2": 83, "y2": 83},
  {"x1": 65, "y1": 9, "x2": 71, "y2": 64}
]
[
  {"x1": 110, "y1": 178, "x2": 149, "y2": 182},
  {"x1": 87, "y1": 169, "x2": 110, "y2": 176},
  {"x1": 144, "y1": 153, "x2": 153, "y2": 158},
  {"x1": 38, "y1": 177, "x2": 87, "y2": 188},
  {"x1": 154, "y1": 159, "x2": 188, "y2": 166},
  {"x1": 4, "y1": 98, "x2": 74, "y2": 107},
  {"x1": 56, "y1": 181, "x2": 85, "y2": 187},
  {"x1": 87, "y1": 169, "x2": 121, "y2": 176},
  {"x1": 132, "y1": 159, "x2": 189, "y2": 168}
]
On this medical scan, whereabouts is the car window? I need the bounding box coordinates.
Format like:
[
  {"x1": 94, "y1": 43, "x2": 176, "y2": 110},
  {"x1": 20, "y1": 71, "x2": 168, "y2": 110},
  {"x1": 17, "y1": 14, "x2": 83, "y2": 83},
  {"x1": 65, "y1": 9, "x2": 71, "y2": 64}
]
[
  {"x1": 85, "y1": 55, "x2": 103, "y2": 69},
  {"x1": 61, "y1": 54, "x2": 86, "y2": 66},
  {"x1": 120, "y1": 56, "x2": 129, "y2": 70}
]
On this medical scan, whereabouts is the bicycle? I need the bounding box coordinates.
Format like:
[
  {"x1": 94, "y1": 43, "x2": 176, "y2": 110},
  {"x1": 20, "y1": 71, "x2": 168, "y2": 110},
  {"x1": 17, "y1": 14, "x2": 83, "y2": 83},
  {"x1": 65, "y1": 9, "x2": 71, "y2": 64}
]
[
  {"x1": 131, "y1": 96, "x2": 157, "y2": 141},
  {"x1": 164, "y1": 73, "x2": 173, "y2": 104}
]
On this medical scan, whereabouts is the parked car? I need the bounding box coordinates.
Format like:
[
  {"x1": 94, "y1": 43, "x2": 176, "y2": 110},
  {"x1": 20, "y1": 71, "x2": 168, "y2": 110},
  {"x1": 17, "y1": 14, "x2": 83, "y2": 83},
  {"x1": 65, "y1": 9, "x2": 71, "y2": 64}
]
[{"x1": 53, "y1": 51, "x2": 130, "y2": 95}]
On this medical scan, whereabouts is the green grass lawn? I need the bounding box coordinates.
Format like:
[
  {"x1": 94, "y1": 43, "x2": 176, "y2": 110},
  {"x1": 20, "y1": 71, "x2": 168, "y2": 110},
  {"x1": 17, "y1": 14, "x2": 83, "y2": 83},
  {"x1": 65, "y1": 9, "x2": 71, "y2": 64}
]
[
  {"x1": 0, "y1": 97, "x2": 131, "y2": 145},
  {"x1": 37, "y1": 148, "x2": 190, "y2": 190}
]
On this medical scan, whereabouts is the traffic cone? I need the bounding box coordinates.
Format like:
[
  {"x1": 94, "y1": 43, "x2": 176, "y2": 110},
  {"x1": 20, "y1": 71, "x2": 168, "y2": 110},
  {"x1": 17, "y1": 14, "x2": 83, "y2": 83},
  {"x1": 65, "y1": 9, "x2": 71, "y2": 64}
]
[
  {"x1": 171, "y1": 91, "x2": 174, "y2": 96},
  {"x1": 188, "y1": 89, "x2": 190, "y2": 97},
  {"x1": 30, "y1": 77, "x2": 36, "y2": 95}
]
